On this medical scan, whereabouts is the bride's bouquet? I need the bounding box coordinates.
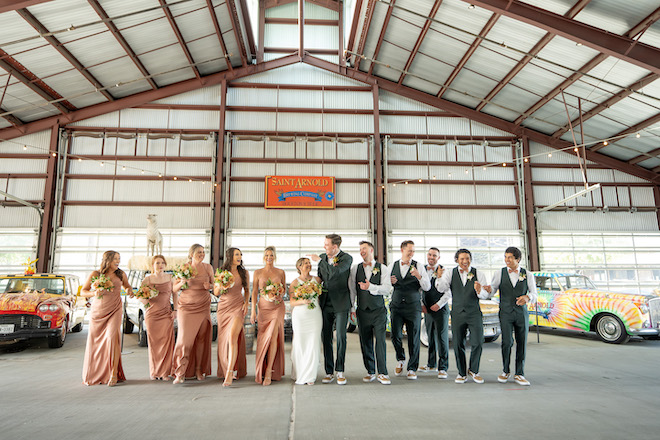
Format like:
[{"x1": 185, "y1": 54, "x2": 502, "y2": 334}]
[
  {"x1": 91, "y1": 274, "x2": 114, "y2": 299},
  {"x1": 172, "y1": 263, "x2": 197, "y2": 290},
  {"x1": 293, "y1": 280, "x2": 322, "y2": 310},
  {"x1": 260, "y1": 279, "x2": 285, "y2": 304},
  {"x1": 134, "y1": 284, "x2": 159, "y2": 309},
  {"x1": 214, "y1": 269, "x2": 235, "y2": 296}
]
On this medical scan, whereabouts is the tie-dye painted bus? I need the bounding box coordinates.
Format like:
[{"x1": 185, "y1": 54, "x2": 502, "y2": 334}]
[{"x1": 529, "y1": 272, "x2": 660, "y2": 344}]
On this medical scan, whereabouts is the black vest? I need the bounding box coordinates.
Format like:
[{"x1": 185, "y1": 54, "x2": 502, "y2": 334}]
[
  {"x1": 450, "y1": 267, "x2": 481, "y2": 315},
  {"x1": 423, "y1": 264, "x2": 446, "y2": 310},
  {"x1": 391, "y1": 260, "x2": 421, "y2": 308},
  {"x1": 356, "y1": 263, "x2": 385, "y2": 311},
  {"x1": 499, "y1": 267, "x2": 528, "y2": 315}
]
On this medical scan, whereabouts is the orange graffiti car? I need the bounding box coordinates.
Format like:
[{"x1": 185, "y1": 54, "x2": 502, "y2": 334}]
[
  {"x1": 530, "y1": 272, "x2": 660, "y2": 344},
  {"x1": 0, "y1": 273, "x2": 87, "y2": 348}
]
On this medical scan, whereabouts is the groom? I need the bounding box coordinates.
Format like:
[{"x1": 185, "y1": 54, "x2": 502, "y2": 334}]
[{"x1": 309, "y1": 234, "x2": 353, "y2": 385}]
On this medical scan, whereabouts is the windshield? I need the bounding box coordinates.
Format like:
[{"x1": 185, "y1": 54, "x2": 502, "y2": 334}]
[
  {"x1": 558, "y1": 275, "x2": 597, "y2": 290},
  {"x1": 0, "y1": 278, "x2": 66, "y2": 295}
]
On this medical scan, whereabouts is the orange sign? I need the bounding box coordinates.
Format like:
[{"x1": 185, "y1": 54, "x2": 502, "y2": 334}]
[{"x1": 265, "y1": 176, "x2": 336, "y2": 209}]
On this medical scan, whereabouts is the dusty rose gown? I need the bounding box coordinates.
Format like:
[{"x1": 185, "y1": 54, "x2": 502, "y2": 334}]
[
  {"x1": 172, "y1": 265, "x2": 213, "y2": 379},
  {"x1": 82, "y1": 271, "x2": 126, "y2": 385},
  {"x1": 144, "y1": 278, "x2": 175, "y2": 379},
  {"x1": 216, "y1": 272, "x2": 247, "y2": 380},
  {"x1": 254, "y1": 282, "x2": 286, "y2": 383}
]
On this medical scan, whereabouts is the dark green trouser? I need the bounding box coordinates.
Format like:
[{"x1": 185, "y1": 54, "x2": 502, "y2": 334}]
[
  {"x1": 451, "y1": 310, "x2": 483, "y2": 376},
  {"x1": 499, "y1": 309, "x2": 528, "y2": 376},
  {"x1": 357, "y1": 307, "x2": 388, "y2": 375}
]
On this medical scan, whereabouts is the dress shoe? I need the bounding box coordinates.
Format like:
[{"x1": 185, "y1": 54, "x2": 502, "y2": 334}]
[
  {"x1": 337, "y1": 372, "x2": 347, "y2": 385},
  {"x1": 363, "y1": 374, "x2": 376, "y2": 383},
  {"x1": 395, "y1": 361, "x2": 405, "y2": 376},
  {"x1": 514, "y1": 375, "x2": 530, "y2": 386},
  {"x1": 498, "y1": 372, "x2": 510, "y2": 383},
  {"x1": 407, "y1": 370, "x2": 417, "y2": 380},
  {"x1": 377, "y1": 374, "x2": 391, "y2": 385},
  {"x1": 438, "y1": 370, "x2": 448, "y2": 379},
  {"x1": 468, "y1": 370, "x2": 484, "y2": 384},
  {"x1": 322, "y1": 374, "x2": 334, "y2": 384}
]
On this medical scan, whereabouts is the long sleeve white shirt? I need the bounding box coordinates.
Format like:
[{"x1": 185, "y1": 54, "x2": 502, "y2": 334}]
[
  {"x1": 434, "y1": 265, "x2": 489, "y2": 300},
  {"x1": 349, "y1": 260, "x2": 392, "y2": 309},
  {"x1": 387, "y1": 259, "x2": 432, "y2": 292},
  {"x1": 424, "y1": 263, "x2": 451, "y2": 310},
  {"x1": 489, "y1": 266, "x2": 538, "y2": 304}
]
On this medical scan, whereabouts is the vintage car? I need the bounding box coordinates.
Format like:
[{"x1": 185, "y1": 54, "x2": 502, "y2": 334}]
[
  {"x1": 0, "y1": 273, "x2": 86, "y2": 348},
  {"x1": 530, "y1": 272, "x2": 660, "y2": 343},
  {"x1": 420, "y1": 299, "x2": 501, "y2": 345}
]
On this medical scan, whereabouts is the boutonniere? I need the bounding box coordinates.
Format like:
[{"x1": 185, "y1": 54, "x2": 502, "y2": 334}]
[
  {"x1": 518, "y1": 273, "x2": 526, "y2": 282},
  {"x1": 332, "y1": 256, "x2": 339, "y2": 265},
  {"x1": 466, "y1": 273, "x2": 474, "y2": 281},
  {"x1": 371, "y1": 267, "x2": 380, "y2": 276}
]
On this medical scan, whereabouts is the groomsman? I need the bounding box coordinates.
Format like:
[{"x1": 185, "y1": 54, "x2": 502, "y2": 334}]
[
  {"x1": 309, "y1": 234, "x2": 353, "y2": 385},
  {"x1": 488, "y1": 246, "x2": 537, "y2": 386},
  {"x1": 435, "y1": 249, "x2": 489, "y2": 384},
  {"x1": 348, "y1": 241, "x2": 392, "y2": 385},
  {"x1": 388, "y1": 240, "x2": 431, "y2": 380},
  {"x1": 419, "y1": 247, "x2": 450, "y2": 380}
]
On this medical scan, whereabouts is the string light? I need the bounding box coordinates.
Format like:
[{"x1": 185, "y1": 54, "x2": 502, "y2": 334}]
[
  {"x1": 547, "y1": 153, "x2": 552, "y2": 157},
  {"x1": 603, "y1": 141, "x2": 608, "y2": 146},
  {"x1": 122, "y1": 165, "x2": 126, "y2": 170},
  {"x1": 502, "y1": 163, "x2": 506, "y2": 167},
  {"x1": 573, "y1": 148, "x2": 579, "y2": 152},
  {"x1": 173, "y1": 176, "x2": 177, "y2": 180},
  {"x1": 188, "y1": 179, "x2": 192, "y2": 182},
  {"x1": 418, "y1": 179, "x2": 422, "y2": 182},
  {"x1": 405, "y1": 181, "x2": 408, "y2": 184},
  {"x1": 523, "y1": 158, "x2": 528, "y2": 162},
  {"x1": 636, "y1": 133, "x2": 641, "y2": 138},
  {"x1": 51, "y1": 152, "x2": 56, "y2": 157},
  {"x1": 100, "y1": 162, "x2": 104, "y2": 166},
  {"x1": 158, "y1": 173, "x2": 162, "y2": 177},
  {"x1": 141, "y1": 170, "x2": 145, "y2": 174},
  {"x1": 78, "y1": 158, "x2": 82, "y2": 161},
  {"x1": 23, "y1": 145, "x2": 27, "y2": 150}
]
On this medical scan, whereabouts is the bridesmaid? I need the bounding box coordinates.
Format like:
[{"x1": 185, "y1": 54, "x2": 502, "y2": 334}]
[
  {"x1": 172, "y1": 244, "x2": 214, "y2": 384},
  {"x1": 251, "y1": 246, "x2": 286, "y2": 386},
  {"x1": 140, "y1": 255, "x2": 183, "y2": 380},
  {"x1": 215, "y1": 247, "x2": 250, "y2": 386},
  {"x1": 289, "y1": 257, "x2": 323, "y2": 385},
  {"x1": 82, "y1": 250, "x2": 133, "y2": 386}
]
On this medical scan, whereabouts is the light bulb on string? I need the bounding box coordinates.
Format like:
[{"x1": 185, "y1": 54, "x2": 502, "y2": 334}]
[
  {"x1": 603, "y1": 141, "x2": 608, "y2": 146},
  {"x1": 173, "y1": 176, "x2": 177, "y2": 180},
  {"x1": 52, "y1": 152, "x2": 56, "y2": 157},
  {"x1": 418, "y1": 179, "x2": 422, "y2": 182},
  {"x1": 122, "y1": 165, "x2": 126, "y2": 171},
  {"x1": 636, "y1": 133, "x2": 641, "y2": 138},
  {"x1": 502, "y1": 163, "x2": 506, "y2": 167},
  {"x1": 141, "y1": 170, "x2": 145, "y2": 174},
  {"x1": 23, "y1": 145, "x2": 27, "y2": 150},
  {"x1": 100, "y1": 162, "x2": 104, "y2": 167},
  {"x1": 547, "y1": 153, "x2": 552, "y2": 158},
  {"x1": 158, "y1": 173, "x2": 162, "y2": 178}
]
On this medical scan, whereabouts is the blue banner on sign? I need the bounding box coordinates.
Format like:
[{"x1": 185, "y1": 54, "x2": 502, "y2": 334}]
[{"x1": 278, "y1": 191, "x2": 322, "y2": 202}]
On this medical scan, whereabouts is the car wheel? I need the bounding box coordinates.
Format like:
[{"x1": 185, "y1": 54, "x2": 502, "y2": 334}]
[
  {"x1": 595, "y1": 314, "x2": 630, "y2": 344},
  {"x1": 71, "y1": 322, "x2": 83, "y2": 333},
  {"x1": 123, "y1": 314, "x2": 134, "y2": 334},
  {"x1": 48, "y1": 317, "x2": 67, "y2": 348},
  {"x1": 212, "y1": 325, "x2": 218, "y2": 342},
  {"x1": 347, "y1": 322, "x2": 356, "y2": 333},
  {"x1": 137, "y1": 313, "x2": 148, "y2": 347},
  {"x1": 485, "y1": 335, "x2": 499, "y2": 343}
]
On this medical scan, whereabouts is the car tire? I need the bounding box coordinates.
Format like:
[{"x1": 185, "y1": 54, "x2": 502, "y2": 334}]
[
  {"x1": 595, "y1": 314, "x2": 630, "y2": 344},
  {"x1": 347, "y1": 322, "x2": 356, "y2": 333},
  {"x1": 48, "y1": 317, "x2": 67, "y2": 348},
  {"x1": 123, "y1": 315, "x2": 134, "y2": 334},
  {"x1": 71, "y1": 322, "x2": 83, "y2": 333},
  {"x1": 137, "y1": 313, "x2": 148, "y2": 347},
  {"x1": 212, "y1": 325, "x2": 218, "y2": 342},
  {"x1": 485, "y1": 335, "x2": 499, "y2": 343}
]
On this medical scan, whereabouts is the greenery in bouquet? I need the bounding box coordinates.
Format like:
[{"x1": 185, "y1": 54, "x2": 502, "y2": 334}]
[
  {"x1": 214, "y1": 269, "x2": 235, "y2": 296},
  {"x1": 134, "y1": 284, "x2": 159, "y2": 309},
  {"x1": 91, "y1": 273, "x2": 114, "y2": 299},
  {"x1": 260, "y1": 279, "x2": 285, "y2": 304},
  {"x1": 293, "y1": 280, "x2": 323, "y2": 309},
  {"x1": 172, "y1": 263, "x2": 197, "y2": 290}
]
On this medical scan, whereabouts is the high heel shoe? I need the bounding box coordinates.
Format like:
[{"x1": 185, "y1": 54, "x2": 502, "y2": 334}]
[
  {"x1": 196, "y1": 369, "x2": 206, "y2": 381},
  {"x1": 108, "y1": 376, "x2": 118, "y2": 387},
  {"x1": 173, "y1": 376, "x2": 184, "y2": 384}
]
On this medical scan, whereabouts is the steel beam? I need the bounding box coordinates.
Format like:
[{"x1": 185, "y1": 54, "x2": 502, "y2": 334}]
[
  {"x1": 87, "y1": 0, "x2": 158, "y2": 89},
  {"x1": 257, "y1": 0, "x2": 266, "y2": 63},
  {"x1": 398, "y1": 0, "x2": 442, "y2": 85},
  {"x1": 367, "y1": 0, "x2": 395, "y2": 76},
  {"x1": 226, "y1": 0, "x2": 249, "y2": 67},
  {"x1": 157, "y1": 0, "x2": 200, "y2": 79},
  {"x1": 303, "y1": 55, "x2": 660, "y2": 183},
  {"x1": 1, "y1": 107, "x2": 23, "y2": 127},
  {"x1": 238, "y1": 0, "x2": 257, "y2": 58},
  {"x1": 206, "y1": 0, "x2": 233, "y2": 71},
  {"x1": 36, "y1": 125, "x2": 58, "y2": 273},
  {"x1": 346, "y1": 0, "x2": 364, "y2": 57},
  {"x1": 0, "y1": 55, "x2": 300, "y2": 141},
  {"x1": 212, "y1": 79, "x2": 227, "y2": 268},
  {"x1": 465, "y1": 0, "x2": 660, "y2": 73},
  {"x1": 299, "y1": 0, "x2": 304, "y2": 59},
  {"x1": 0, "y1": 0, "x2": 53, "y2": 14},
  {"x1": 372, "y1": 83, "x2": 384, "y2": 262},
  {"x1": 265, "y1": 0, "x2": 340, "y2": 12},
  {"x1": 353, "y1": 0, "x2": 377, "y2": 71}
]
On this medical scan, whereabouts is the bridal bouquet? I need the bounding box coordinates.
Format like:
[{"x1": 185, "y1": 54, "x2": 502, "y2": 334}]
[
  {"x1": 91, "y1": 274, "x2": 114, "y2": 299},
  {"x1": 293, "y1": 280, "x2": 322, "y2": 310},
  {"x1": 172, "y1": 263, "x2": 197, "y2": 290},
  {"x1": 260, "y1": 279, "x2": 285, "y2": 304},
  {"x1": 214, "y1": 269, "x2": 235, "y2": 296},
  {"x1": 134, "y1": 284, "x2": 159, "y2": 309}
]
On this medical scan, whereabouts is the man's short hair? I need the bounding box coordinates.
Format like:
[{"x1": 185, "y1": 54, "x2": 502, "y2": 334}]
[
  {"x1": 428, "y1": 247, "x2": 440, "y2": 254},
  {"x1": 505, "y1": 246, "x2": 522, "y2": 261},
  {"x1": 454, "y1": 248, "x2": 472, "y2": 262},
  {"x1": 359, "y1": 240, "x2": 374, "y2": 249},
  {"x1": 326, "y1": 234, "x2": 342, "y2": 246},
  {"x1": 400, "y1": 240, "x2": 414, "y2": 249}
]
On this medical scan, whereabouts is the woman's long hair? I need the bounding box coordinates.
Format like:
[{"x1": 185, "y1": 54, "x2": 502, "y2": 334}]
[
  {"x1": 99, "y1": 250, "x2": 125, "y2": 280},
  {"x1": 221, "y1": 247, "x2": 248, "y2": 289}
]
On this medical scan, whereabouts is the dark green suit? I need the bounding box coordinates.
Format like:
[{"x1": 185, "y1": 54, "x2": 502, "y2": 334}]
[
  {"x1": 390, "y1": 260, "x2": 422, "y2": 372},
  {"x1": 450, "y1": 267, "x2": 484, "y2": 376},
  {"x1": 498, "y1": 267, "x2": 529, "y2": 376},
  {"x1": 318, "y1": 250, "x2": 353, "y2": 374},
  {"x1": 355, "y1": 263, "x2": 388, "y2": 375}
]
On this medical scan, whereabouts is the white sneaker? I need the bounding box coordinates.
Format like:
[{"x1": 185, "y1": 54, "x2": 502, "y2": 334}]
[
  {"x1": 514, "y1": 375, "x2": 530, "y2": 386},
  {"x1": 395, "y1": 361, "x2": 405, "y2": 376},
  {"x1": 498, "y1": 372, "x2": 510, "y2": 383},
  {"x1": 438, "y1": 370, "x2": 448, "y2": 379},
  {"x1": 407, "y1": 370, "x2": 417, "y2": 380},
  {"x1": 337, "y1": 372, "x2": 347, "y2": 385},
  {"x1": 455, "y1": 375, "x2": 467, "y2": 384},
  {"x1": 363, "y1": 374, "x2": 376, "y2": 383},
  {"x1": 468, "y1": 370, "x2": 484, "y2": 384},
  {"x1": 322, "y1": 374, "x2": 334, "y2": 384},
  {"x1": 377, "y1": 374, "x2": 391, "y2": 385}
]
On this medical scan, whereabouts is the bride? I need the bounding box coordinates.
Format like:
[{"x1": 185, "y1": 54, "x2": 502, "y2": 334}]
[{"x1": 289, "y1": 257, "x2": 323, "y2": 385}]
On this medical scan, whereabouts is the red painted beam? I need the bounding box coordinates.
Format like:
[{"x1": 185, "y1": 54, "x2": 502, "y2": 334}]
[
  {"x1": 36, "y1": 125, "x2": 58, "y2": 273},
  {"x1": 0, "y1": 0, "x2": 53, "y2": 14},
  {"x1": 238, "y1": 0, "x2": 257, "y2": 58},
  {"x1": 257, "y1": 0, "x2": 265, "y2": 63},
  {"x1": 398, "y1": 0, "x2": 442, "y2": 85},
  {"x1": 367, "y1": 0, "x2": 395, "y2": 76},
  {"x1": 86, "y1": 0, "x2": 158, "y2": 89},
  {"x1": 0, "y1": 55, "x2": 300, "y2": 141},
  {"x1": 211, "y1": 80, "x2": 226, "y2": 268},
  {"x1": 354, "y1": 0, "x2": 377, "y2": 71},
  {"x1": 1, "y1": 107, "x2": 22, "y2": 127},
  {"x1": 265, "y1": 17, "x2": 339, "y2": 26},
  {"x1": 265, "y1": 47, "x2": 339, "y2": 55},
  {"x1": 265, "y1": 0, "x2": 340, "y2": 12},
  {"x1": 303, "y1": 55, "x2": 660, "y2": 183},
  {"x1": 346, "y1": 0, "x2": 364, "y2": 57},
  {"x1": 205, "y1": 0, "x2": 233, "y2": 71},
  {"x1": 226, "y1": 0, "x2": 249, "y2": 67},
  {"x1": 158, "y1": 0, "x2": 200, "y2": 79},
  {"x1": 466, "y1": 0, "x2": 660, "y2": 73},
  {"x1": 437, "y1": 12, "x2": 499, "y2": 99}
]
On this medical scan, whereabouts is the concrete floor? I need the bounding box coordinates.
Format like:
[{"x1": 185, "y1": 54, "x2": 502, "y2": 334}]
[{"x1": 1, "y1": 327, "x2": 659, "y2": 440}]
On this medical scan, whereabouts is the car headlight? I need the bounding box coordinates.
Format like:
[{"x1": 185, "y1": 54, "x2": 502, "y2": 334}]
[
  {"x1": 39, "y1": 304, "x2": 60, "y2": 312},
  {"x1": 639, "y1": 303, "x2": 649, "y2": 314}
]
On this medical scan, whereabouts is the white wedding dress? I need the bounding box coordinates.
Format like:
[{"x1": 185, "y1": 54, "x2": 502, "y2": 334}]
[{"x1": 290, "y1": 277, "x2": 323, "y2": 384}]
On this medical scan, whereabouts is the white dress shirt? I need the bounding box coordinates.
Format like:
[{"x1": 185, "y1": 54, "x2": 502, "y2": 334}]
[
  {"x1": 387, "y1": 259, "x2": 432, "y2": 292},
  {"x1": 424, "y1": 263, "x2": 451, "y2": 310},
  {"x1": 348, "y1": 260, "x2": 392, "y2": 309},
  {"x1": 434, "y1": 265, "x2": 489, "y2": 300},
  {"x1": 489, "y1": 266, "x2": 538, "y2": 304}
]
